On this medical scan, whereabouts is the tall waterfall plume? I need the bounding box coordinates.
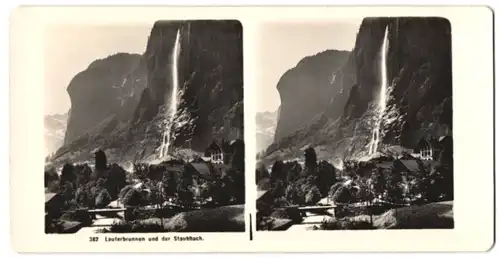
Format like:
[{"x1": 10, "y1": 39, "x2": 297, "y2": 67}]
[
  {"x1": 367, "y1": 26, "x2": 390, "y2": 156},
  {"x1": 159, "y1": 28, "x2": 182, "y2": 159}
]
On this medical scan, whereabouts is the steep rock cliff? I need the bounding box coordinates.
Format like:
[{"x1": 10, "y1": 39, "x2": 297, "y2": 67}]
[
  {"x1": 64, "y1": 53, "x2": 147, "y2": 145},
  {"x1": 52, "y1": 20, "x2": 243, "y2": 165},
  {"x1": 266, "y1": 17, "x2": 452, "y2": 162},
  {"x1": 132, "y1": 20, "x2": 244, "y2": 152},
  {"x1": 273, "y1": 50, "x2": 351, "y2": 141}
]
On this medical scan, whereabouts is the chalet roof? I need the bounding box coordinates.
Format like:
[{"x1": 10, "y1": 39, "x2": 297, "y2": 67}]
[
  {"x1": 45, "y1": 193, "x2": 58, "y2": 203},
  {"x1": 257, "y1": 177, "x2": 272, "y2": 191},
  {"x1": 162, "y1": 159, "x2": 185, "y2": 166},
  {"x1": 439, "y1": 135, "x2": 452, "y2": 144},
  {"x1": 396, "y1": 159, "x2": 420, "y2": 173},
  {"x1": 189, "y1": 162, "x2": 212, "y2": 178},
  {"x1": 163, "y1": 163, "x2": 184, "y2": 173},
  {"x1": 230, "y1": 139, "x2": 244, "y2": 147},
  {"x1": 257, "y1": 189, "x2": 270, "y2": 201},
  {"x1": 206, "y1": 140, "x2": 231, "y2": 153},
  {"x1": 375, "y1": 161, "x2": 393, "y2": 170}
]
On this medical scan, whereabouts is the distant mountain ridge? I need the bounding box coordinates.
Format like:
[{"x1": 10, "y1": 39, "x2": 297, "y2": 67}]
[
  {"x1": 256, "y1": 109, "x2": 278, "y2": 153},
  {"x1": 45, "y1": 112, "x2": 68, "y2": 157}
]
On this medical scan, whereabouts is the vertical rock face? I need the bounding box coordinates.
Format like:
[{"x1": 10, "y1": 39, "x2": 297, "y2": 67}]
[
  {"x1": 273, "y1": 50, "x2": 351, "y2": 141},
  {"x1": 52, "y1": 20, "x2": 244, "y2": 165},
  {"x1": 64, "y1": 53, "x2": 147, "y2": 145},
  {"x1": 267, "y1": 17, "x2": 452, "y2": 161},
  {"x1": 134, "y1": 20, "x2": 244, "y2": 151},
  {"x1": 339, "y1": 17, "x2": 452, "y2": 150}
]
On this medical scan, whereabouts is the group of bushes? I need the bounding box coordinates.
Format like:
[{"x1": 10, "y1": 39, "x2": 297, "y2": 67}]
[
  {"x1": 256, "y1": 155, "x2": 339, "y2": 208},
  {"x1": 45, "y1": 162, "x2": 129, "y2": 211}
]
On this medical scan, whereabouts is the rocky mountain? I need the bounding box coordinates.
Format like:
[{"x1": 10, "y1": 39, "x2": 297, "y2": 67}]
[
  {"x1": 274, "y1": 50, "x2": 351, "y2": 141},
  {"x1": 265, "y1": 17, "x2": 452, "y2": 163},
  {"x1": 51, "y1": 20, "x2": 243, "y2": 166},
  {"x1": 64, "y1": 53, "x2": 147, "y2": 145},
  {"x1": 256, "y1": 109, "x2": 279, "y2": 153},
  {"x1": 44, "y1": 112, "x2": 68, "y2": 156},
  {"x1": 132, "y1": 20, "x2": 243, "y2": 152}
]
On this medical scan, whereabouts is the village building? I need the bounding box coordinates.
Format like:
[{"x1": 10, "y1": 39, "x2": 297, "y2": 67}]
[
  {"x1": 45, "y1": 192, "x2": 64, "y2": 219},
  {"x1": 204, "y1": 140, "x2": 231, "y2": 164},
  {"x1": 185, "y1": 162, "x2": 221, "y2": 182},
  {"x1": 412, "y1": 135, "x2": 452, "y2": 161}
]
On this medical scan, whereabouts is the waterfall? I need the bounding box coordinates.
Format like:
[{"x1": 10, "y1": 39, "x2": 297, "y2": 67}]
[
  {"x1": 159, "y1": 28, "x2": 182, "y2": 159},
  {"x1": 367, "y1": 26, "x2": 390, "y2": 156}
]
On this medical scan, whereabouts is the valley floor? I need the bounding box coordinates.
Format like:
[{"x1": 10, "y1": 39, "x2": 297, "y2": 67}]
[{"x1": 279, "y1": 201, "x2": 454, "y2": 231}]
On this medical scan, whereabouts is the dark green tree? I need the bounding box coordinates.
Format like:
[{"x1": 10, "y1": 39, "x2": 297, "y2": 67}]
[
  {"x1": 305, "y1": 186, "x2": 322, "y2": 205},
  {"x1": 270, "y1": 160, "x2": 285, "y2": 182},
  {"x1": 304, "y1": 147, "x2": 317, "y2": 173},
  {"x1": 386, "y1": 169, "x2": 404, "y2": 203},
  {"x1": 317, "y1": 160, "x2": 337, "y2": 196},
  {"x1": 60, "y1": 163, "x2": 76, "y2": 185},
  {"x1": 95, "y1": 189, "x2": 112, "y2": 208},
  {"x1": 370, "y1": 168, "x2": 386, "y2": 198}
]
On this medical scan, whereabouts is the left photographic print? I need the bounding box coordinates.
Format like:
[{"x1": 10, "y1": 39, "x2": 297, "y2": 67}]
[{"x1": 43, "y1": 20, "x2": 245, "y2": 234}]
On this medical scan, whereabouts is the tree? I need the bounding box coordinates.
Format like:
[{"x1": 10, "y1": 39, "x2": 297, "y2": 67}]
[
  {"x1": 331, "y1": 185, "x2": 356, "y2": 204},
  {"x1": 270, "y1": 160, "x2": 285, "y2": 182},
  {"x1": 386, "y1": 169, "x2": 404, "y2": 204},
  {"x1": 286, "y1": 161, "x2": 301, "y2": 183},
  {"x1": 106, "y1": 163, "x2": 128, "y2": 199},
  {"x1": 119, "y1": 185, "x2": 135, "y2": 200},
  {"x1": 255, "y1": 164, "x2": 269, "y2": 184},
  {"x1": 200, "y1": 181, "x2": 215, "y2": 201},
  {"x1": 95, "y1": 189, "x2": 112, "y2": 208},
  {"x1": 317, "y1": 160, "x2": 337, "y2": 196},
  {"x1": 146, "y1": 181, "x2": 162, "y2": 207},
  {"x1": 423, "y1": 164, "x2": 453, "y2": 202},
  {"x1": 121, "y1": 188, "x2": 143, "y2": 207},
  {"x1": 44, "y1": 167, "x2": 59, "y2": 188},
  {"x1": 228, "y1": 169, "x2": 245, "y2": 204},
  {"x1": 94, "y1": 149, "x2": 107, "y2": 171},
  {"x1": 304, "y1": 147, "x2": 317, "y2": 173},
  {"x1": 370, "y1": 168, "x2": 386, "y2": 198},
  {"x1": 161, "y1": 170, "x2": 178, "y2": 200},
  {"x1": 328, "y1": 182, "x2": 344, "y2": 200},
  {"x1": 305, "y1": 186, "x2": 321, "y2": 205},
  {"x1": 133, "y1": 163, "x2": 149, "y2": 181},
  {"x1": 60, "y1": 163, "x2": 76, "y2": 185},
  {"x1": 74, "y1": 164, "x2": 92, "y2": 187},
  {"x1": 285, "y1": 183, "x2": 300, "y2": 204},
  {"x1": 230, "y1": 139, "x2": 244, "y2": 172},
  {"x1": 354, "y1": 178, "x2": 373, "y2": 203},
  {"x1": 59, "y1": 181, "x2": 74, "y2": 207},
  {"x1": 176, "y1": 167, "x2": 194, "y2": 206}
]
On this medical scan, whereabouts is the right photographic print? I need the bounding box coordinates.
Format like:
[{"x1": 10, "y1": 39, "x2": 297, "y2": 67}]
[{"x1": 255, "y1": 17, "x2": 453, "y2": 231}]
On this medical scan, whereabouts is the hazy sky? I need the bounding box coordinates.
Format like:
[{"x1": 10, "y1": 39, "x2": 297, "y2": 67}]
[
  {"x1": 255, "y1": 20, "x2": 362, "y2": 112},
  {"x1": 44, "y1": 24, "x2": 152, "y2": 115}
]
